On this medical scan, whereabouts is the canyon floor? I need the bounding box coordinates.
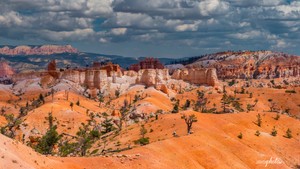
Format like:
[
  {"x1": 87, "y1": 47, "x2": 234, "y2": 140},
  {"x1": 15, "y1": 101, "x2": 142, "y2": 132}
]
[{"x1": 0, "y1": 78, "x2": 299, "y2": 169}]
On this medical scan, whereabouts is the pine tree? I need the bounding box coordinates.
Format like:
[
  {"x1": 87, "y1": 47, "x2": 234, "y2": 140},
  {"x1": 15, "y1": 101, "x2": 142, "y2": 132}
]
[
  {"x1": 271, "y1": 126, "x2": 277, "y2": 136},
  {"x1": 255, "y1": 130, "x2": 260, "y2": 136},
  {"x1": 35, "y1": 112, "x2": 61, "y2": 155},
  {"x1": 221, "y1": 93, "x2": 231, "y2": 113},
  {"x1": 39, "y1": 93, "x2": 45, "y2": 104},
  {"x1": 140, "y1": 124, "x2": 147, "y2": 139},
  {"x1": 285, "y1": 128, "x2": 292, "y2": 138},
  {"x1": 274, "y1": 113, "x2": 280, "y2": 120},
  {"x1": 172, "y1": 100, "x2": 179, "y2": 113},
  {"x1": 237, "y1": 132, "x2": 243, "y2": 139},
  {"x1": 183, "y1": 99, "x2": 191, "y2": 110},
  {"x1": 101, "y1": 117, "x2": 114, "y2": 134},
  {"x1": 256, "y1": 113, "x2": 262, "y2": 127},
  {"x1": 70, "y1": 102, "x2": 74, "y2": 111},
  {"x1": 117, "y1": 100, "x2": 129, "y2": 130},
  {"x1": 76, "y1": 123, "x2": 96, "y2": 156}
]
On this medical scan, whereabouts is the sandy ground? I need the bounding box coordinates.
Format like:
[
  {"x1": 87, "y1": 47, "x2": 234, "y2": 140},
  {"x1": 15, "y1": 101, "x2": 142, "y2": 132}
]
[
  {"x1": 1, "y1": 111, "x2": 299, "y2": 169},
  {"x1": 0, "y1": 80, "x2": 299, "y2": 169}
]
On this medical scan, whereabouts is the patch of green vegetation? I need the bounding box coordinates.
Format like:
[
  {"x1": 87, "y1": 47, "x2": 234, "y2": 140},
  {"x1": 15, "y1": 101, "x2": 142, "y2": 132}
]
[
  {"x1": 285, "y1": 90, "x2": 296, "y2": 94},
  {"x1": 134, "y1": 137, "x2": 150, "y2": 145},
  {"x1": 255, "y1": 130, "x2": 260, "y2": 136},
  {"x1": 237, "y1": 132, "x2": 243, "y2": 139}
]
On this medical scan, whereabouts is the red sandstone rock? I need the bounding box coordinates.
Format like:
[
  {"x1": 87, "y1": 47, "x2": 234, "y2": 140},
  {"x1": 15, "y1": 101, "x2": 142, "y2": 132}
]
[
  {"x1": 47, "y1": 60, "x2": 59, "y2": 79},
  {"x1": 0, "y1": 61, "x2": 14, "y2": 77},
  {"x1": 129, "y1": 58, "x2": 164, "y2": 72},
  {"x1": 101, "y1": 62, "x2": 123, "y2": 77}
]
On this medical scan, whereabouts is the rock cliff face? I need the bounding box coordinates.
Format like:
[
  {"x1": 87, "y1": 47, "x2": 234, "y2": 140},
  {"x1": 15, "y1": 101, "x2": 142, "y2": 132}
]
[
  {"x1": 129, "y1": 58, "x2": 164, "y2": 72},
  {"x1": 101, "y1": 62, "x2": 123, "y2": 77},
  {"x1": 84, "y1": 69, "x2": 108, "y2": 89},
  {"x1": 0, "y1": 45, "x2": 78, "y2": 55},
  {"x1": 187, "y1": 51, "x2": 300, "y2": 79},
  {"x1": 47, "y1": 60, "x2": 59, "y2": 79},
  {"x1": 172, "y1": 68, "x2": 218, "y2": 86},
  {"x1": 136, "y1": 69, "x2": 170, "y2": 87},
  {"x1": 0, "y1": 61, "x2": 14, "y2": 77},
  {"x1": 60, "y1": 70, "x2": 85, "y2": 84},
  {"x1": 123, "y1": 70, "x2": 138, "y2": 77},
  {"x1": 12, "y1": 72, "x2": 48, "y2": 82}
]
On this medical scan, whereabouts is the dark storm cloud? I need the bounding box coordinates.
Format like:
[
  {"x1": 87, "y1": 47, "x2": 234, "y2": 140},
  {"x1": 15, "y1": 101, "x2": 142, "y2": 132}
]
[{"x1": 0, "y1": 0, "x2": 299, "y2": 57}]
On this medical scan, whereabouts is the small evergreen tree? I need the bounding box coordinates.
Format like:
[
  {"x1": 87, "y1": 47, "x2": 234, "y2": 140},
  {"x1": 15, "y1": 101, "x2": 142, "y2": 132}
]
[
  {"x1": 35, "y1": 112, "x2": 61, "y2": 155},
  {"x1": 101, "y1": 117, "x2": 114, "y2": 134},
  {"x1": 271, "y1": 126, "x2": 277, "y2": 136},
  {"x1": 98, "y1": 91, "x2": 104, "y2": 104},
  {"x1": 76, "y1": 100, "x2": 80, "y2": 106},
  {"x1": 115, "y1": 88, "x2": 120, "y2": 98},
  {"x1": 140, "y1": 124, "x2": 147, "y2": 139},
  {"x1": 221, "y1": 93, "x2": 231, "y2": 113},
  {"x1": 285, "y1": 128, "x2": 292, "y2": 138},
  {"x1": 134, "y1": 124, "x2": 149, "y2": 145},
  {"x1": 274, "y1": 113, "x2": 280, "y2": 120},
  {"x1": 247, "y1": 104, "x2": 253, "y2": 112},
  {"x1": 0, "y1": 114, "x2": 23, "y2": 138},
  {"x1": 70, "y1": 102, "x2": 74, "y2": 111},
  {"x1": 35, "y1": 125, "x2": 61, "y2": 154},
  {"x1": 194, "y1": 90, "x2": 207, "y2": 112},
  {"x1": 255, "y1": 130, "x2": 260, "y2": 136},
  {"x1": 172, "y1": 100, "x2": 179, "y2": 113},
  {"x1": 59, "y1": 141, "x2": 77, "y2": 157},
  {"x1": 39, "y1": 93, "x2": 45, "y2": 104},
  {"x1": 76, "y1": 122, "x2": 100, "y2": 156},
  {"x1": 237, "y1": 132, "x2": 243, "y2": 139},
  {"x1": 183, "y1": 99, "x2": 191, "y2": 110},
  {"x1": 256, "y1": 113, "x2": 262, "y2": 127},
  {"x1": 133, "y1": 94, "x2": 141, "y2": 103},
  {"x1": 240, "y1": 87, "x2": 245, "y2": 94},
  {"x1": 117, "y1": 99, "x2": 129, "y2": 130}
]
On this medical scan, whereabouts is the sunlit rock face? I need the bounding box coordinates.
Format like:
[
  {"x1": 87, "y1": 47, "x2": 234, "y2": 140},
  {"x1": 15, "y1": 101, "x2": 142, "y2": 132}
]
[
  {"x1": 171, "y1": 68, "x2": 218, "y2": 86},
  {"x1": 123, "y1": 70, "x2": 138, "y2": 77},
  {"x1": 136, "y1": 69, "x2": 170, "y2": 87}
]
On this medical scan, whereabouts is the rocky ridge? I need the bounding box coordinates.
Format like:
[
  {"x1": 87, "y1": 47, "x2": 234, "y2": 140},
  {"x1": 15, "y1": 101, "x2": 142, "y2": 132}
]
[
  {"x1": 0, "y1": 45, "x2": 78, "y2": 55},
  {"x1": 186, "y1": 51, "x2": 300, "y2": 79}
]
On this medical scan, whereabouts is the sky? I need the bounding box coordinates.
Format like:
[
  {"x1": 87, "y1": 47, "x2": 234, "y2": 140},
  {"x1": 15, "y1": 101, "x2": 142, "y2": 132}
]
[{"x1": 0, "y1": 0, "x2": 300, "y2": 58}]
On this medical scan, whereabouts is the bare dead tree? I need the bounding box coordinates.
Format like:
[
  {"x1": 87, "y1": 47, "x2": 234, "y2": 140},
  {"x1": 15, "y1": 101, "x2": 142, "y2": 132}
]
[{"x1": 181, "y1": 114, "x2": 198, "y2": 134}]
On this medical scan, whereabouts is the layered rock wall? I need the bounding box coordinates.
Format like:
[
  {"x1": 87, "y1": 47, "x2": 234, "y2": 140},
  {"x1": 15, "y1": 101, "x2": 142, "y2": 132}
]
[
  {"x1": 136, "y1": 69, "x2": 170, "y2": 87},
  {"x1": 172, "y1": 68, "x2": 218, "y2": 86},
  {"x1": 129, "y1": 58, "x2": 164, "y2": 72}
]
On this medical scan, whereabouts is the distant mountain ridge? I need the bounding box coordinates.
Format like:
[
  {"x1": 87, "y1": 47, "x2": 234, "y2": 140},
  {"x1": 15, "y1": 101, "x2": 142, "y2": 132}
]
[
  {"x1": 0, "y1": 45, "x2": 176, "y2": 72},
  {"x1": 171, "y1": 50, "x2": 299, "y2": 65},
  {"x1": 0, "y1": 45, "x2": 78, "y2": 56}
]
